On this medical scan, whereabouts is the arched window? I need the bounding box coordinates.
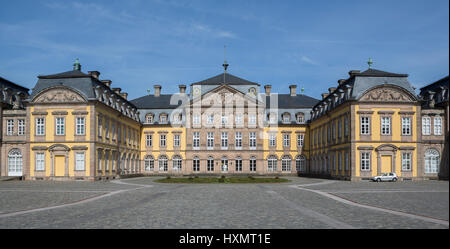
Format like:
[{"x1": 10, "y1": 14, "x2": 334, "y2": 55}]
[
  {"x1": 221, "y1": 157, "x2": 228, "y2": 172},
  {"x1": 235, "y1": 156, "x2": 243, "y2": 172},
  {"x1": 207, "y1": 156, "x2": 214, "y2": 172},
  {"x1": 145, "y1": 113, "x2": 154, "y2": 124},
  {"x1": 267, "y1": 155, "x2": 277, "y2": 172},
  {"x1": 425, "y1": 149, "x2": 440, "y2": 174},
  {"x1": 8, "y1": 149, "x2": 22, "y2": 176},
  {"x1": 296, "y1": 155, "x2": 306, "y2": 172},
  {"x1": 144, "y1": 155, "x2": 154, "y2": 171},
  {"x1": 159, "y1": 155, "x2": 168, "y2": 171},
  {"x1": 281, "y1": 155, "x2": 291, "y2": 171},
  {"x1": 173, "y1": 155, "x2": 182, "y2": 171},
  {"x1": 193, "y1": 156, "x2": 200, "y2": 172}
]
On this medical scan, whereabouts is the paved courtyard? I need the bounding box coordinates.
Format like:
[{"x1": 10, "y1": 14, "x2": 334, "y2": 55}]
[{"x1": 0, "y1": 177, "x2": 448, "y2": 229}]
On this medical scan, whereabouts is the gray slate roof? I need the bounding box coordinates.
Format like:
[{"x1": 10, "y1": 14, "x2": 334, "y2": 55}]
[
  {"x1": 191, "y1": 73, "x2": 260, "y2": 86},
  {"x1": 0, "y1": 76, "x2": 30, "y2": 92},
  {"x1": 266, "y1": 94, "x2": 319, "y2": 108},
  {"x1": 130, "y1": 94, "x2": 184, "y2": 109},
  {"x1": 30, "y1": 70, "x2": 137, "y2": 108}
]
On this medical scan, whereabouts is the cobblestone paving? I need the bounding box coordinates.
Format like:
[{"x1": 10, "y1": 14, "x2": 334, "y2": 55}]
[{"x1": 0, "y1": 177, "x2": 447, "y2": 229}]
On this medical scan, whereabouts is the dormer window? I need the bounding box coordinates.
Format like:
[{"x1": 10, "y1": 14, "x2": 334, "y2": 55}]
[
  {"x1": 160, "y1": 114, "x2": 168, "y2": 124},
  {"x1": 296, "y1": 113, "x2": 305, "y2": 124},
  {"x1": 173, "y1": 113, "x2": 182, "y2": 123},
  {"x1": 268, "y1": 113, "x2": 277, "y2": 124},
  {"x1": 282, "y1": 113, "x2": 291, "y2": 124},
  {"x1": 145, "y1": 114, "x2": 154, "y2": 124}
]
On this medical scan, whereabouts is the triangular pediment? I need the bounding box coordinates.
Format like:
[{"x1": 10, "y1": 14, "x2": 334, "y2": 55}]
[{"x1": 190, "y1": 84, "x2": 261, "y2": 107}]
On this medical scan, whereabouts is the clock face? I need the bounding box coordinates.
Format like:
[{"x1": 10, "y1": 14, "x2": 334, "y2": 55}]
[{"x1": 248, "y1": 87, "x2": 256, "y2": 96}]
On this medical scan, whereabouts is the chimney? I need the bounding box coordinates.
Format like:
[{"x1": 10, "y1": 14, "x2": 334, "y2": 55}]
[
  {"x1": 154, "y1": 85, "x2": 161, "y2": 97},
  {"x1": 89, "y1": 71, "x2": 100, "y2": 79},
  {"x1": 121, "y1": 92, "x2": 128, "y2": 100},
  {"x1": 265, "y1": 85, "x2": 272, "y2": 96},
  {"x1": 289, "y1": 85, "x2": 297, "y2": 97},
  {"x1": 322, "y1": 93, "x2": 329, "y2": 100},
  {"x1": 112, "y1": 88, "x2": 121, "y2": 95},
  {"x1": 179, "y1": 85, "x2": 186, "y2": 94},
  {"x1": 348, "y1": 70, "x2": 360, "y2": 77},
  {"x1": 101, "y1": 80, "x2": 112, "y2": 88},
  {"x1": 328, "y1": 87, "x2": 337, "y2": 94},
  {"x1": 338, "y1": 79, "x2": 346, "y2": 85}
]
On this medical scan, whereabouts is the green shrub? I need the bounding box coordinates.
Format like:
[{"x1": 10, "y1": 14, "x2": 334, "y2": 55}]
[
  {"x1": 166, "y1": 176, "x2": 171, "y2": 179},
  {"x1": 194, "y1": 175, "x2": 199, "y2": 179}
]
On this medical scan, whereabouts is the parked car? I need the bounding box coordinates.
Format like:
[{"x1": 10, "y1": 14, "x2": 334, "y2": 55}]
[{"x1": 371, "y1": 173, "x2": 398, "y2": 182}]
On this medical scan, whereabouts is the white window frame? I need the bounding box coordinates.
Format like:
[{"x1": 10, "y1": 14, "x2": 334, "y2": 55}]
[
  {"x1": 235, "y1": 132, "x2": 242, "y2": 149},
  {"x1": 268, "y1": 156, "x2": 277, "y2": 172},
  {"x1": 75, "y1": 152, "x2": 85, "y2": 171},
  {"x1": 18, "y1": 119, "x2": 25, "y2": 136},
  {"x1": 281, "y1": 156, "x2": 291, "y2": 172},
  {"x1": 425, "y1": 149, "x2": 439, "y2": 174},
  {"x1": 193, "y1": 132, "x2": 200, "y2": 149},
  {"x1": 144, "y1": 156, "x2": 154, "y2": 171},
  {"x1": 249, "y1": 132, "x2": 257, "y2": 149},
  {"x1": 221, "y1": 132, "x2": 228, "y2": 149},
  {"x1": 193, "y1": 157, "x2": 200, "y2": 172},
  {"x1": 207, "y1": 157, "x2": 214, "y2": 172},
  {"x1": 360, "y1": 117, "x2": 370, "y2": 135},
  {"x1": 207, "y1": 132, "x2": 214, "y2": 149},
  {"x1": 76, "y1": 117, "x2": 85, "y2": 136},
  {"x1": 160, "y1": 134, "x2": 166, "y2": 147},
  {"x1": 269, "y1": 134, "x2": 276, "y2": 147},
  {"x1": 235, "y1": 157, "x2": 243, "y2": 172},
  {"x1": 402, "y1": 117, "x2": 411, "y2": 136},
  {"x1": 434, "y1": 117, "x2": 442, "y2": 135},
  {"x1": 173, "y1": 156, "x2": 182, "y2": 171},
  {"x1": 174, "y1": 134, "x2": 180, "y2": 147},
  {"x1": 250, "y1": 157, "x2": 257, "y2": 172},
  {"x1": 249, "y1": 114, "x2": 257, "y2": 125},
  {"x1": 401, "y1": 152, "x2": 412, "y2": 171},
  {"x1": 422, "y1": 117, "x2": 431, "y2": 135},
  {"x1": 297, "y1": 134, "x2": 304, "y2": 148},
  {"x1": 283, "y1": 134, "x2": 290, "y2": 148},
  {"x1": 159, "y1": 156, "x2": 168, "y2": 171},
  {"x1": 6, "y1": 119, "x2": 14, "y2": 136},
  {"x1": 360, "y1": 152, "x2": 371, "y2": 171},
  {"x1": 55, "y1": 117, "x2": 65, "y2": 135},
  {"x1": 381, "y1": 117, "x2": 391, "y2": 135},
  {"x1": 193, "y1": 114, "x2": 201, "y2": 125},
  {"x1": 146, "y1": 134, "x2": 152, "y2": 147},
  {"x1": 35, "y1": 152, "x2": 45, "y2": 171}
]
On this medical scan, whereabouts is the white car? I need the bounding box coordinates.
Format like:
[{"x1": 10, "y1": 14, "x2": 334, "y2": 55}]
[{"x1": 372, "y1": 173, "x2": 398, "y2": 182}]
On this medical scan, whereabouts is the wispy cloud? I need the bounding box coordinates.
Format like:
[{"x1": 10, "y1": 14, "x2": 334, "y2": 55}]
[
  {"x1": 300, "y1": 56, "x2": 319, "y2": 66},
  {"x1": 191, "y1": 24, "x2": 238, "y2": 39}
]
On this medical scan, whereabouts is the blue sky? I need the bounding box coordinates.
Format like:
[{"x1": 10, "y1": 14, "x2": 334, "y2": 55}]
[{"x1": 0, "y1": 0, "x2": 448, "y2": 100}]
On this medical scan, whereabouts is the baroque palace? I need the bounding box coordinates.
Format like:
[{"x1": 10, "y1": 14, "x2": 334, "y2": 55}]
[{"x1": 0, "y1": 59, "x2": 448, "y2": 181}]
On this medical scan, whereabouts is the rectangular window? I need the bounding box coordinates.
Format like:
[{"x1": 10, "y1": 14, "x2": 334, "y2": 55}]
[
  {"x1": 174, "y1": 134, "x2": 180, "y2": 147},
  {"x1": 55, "y1": 117, "x2": 65, "y2": 135},
  {"x1": 35, "y1": 152, "x2": 45, "y2": 171},
  {"x1": 332, "y1": 122, "x2": 336, "y2": 140},
  {"x1": 160, "y1": 134, "x2": 166, "y2": 147},
  {"x1": 235, "y1": 158, "x2": 242, "y2": 172},
  {"x1": 146, "y1": 134, "x2": 152, "y2": 147},
  {"x1": 327, "y1": 125, "x2": 331, "y2": 142},
  {"x1": 338, "y1": 120, "x2": 342, "y2": 138},
  {"x1": 221, "y1": 115, "x2": 228, "y2": 126},
  {"x1": 97, "y1": 151, "x2": 102, "y2": 170},
  {"x1": 345, "y1": 152, "x2": 349, "y2": 171},
  {"x1": 18, "y1": 119, "x2": 25, "y2": 136},
  {"x1": 269, "y1": 134, "x2": 276, "y2": 147},
  {"x1": 235, "y1": 114, "x2": 243, "y2": 125},
  {"x1": 401, "y1": 152, "x2": 411, "y2": 171},
  {"x1": 98, "y1": 116, "x2": 102, "y2": 137},
  {"x1": 6, "y1": 119, "x2": 14, "y2": 136},
  {"x1": 338, "y1": 153, "x2": 342, "y2": 171},
  {"x1": 344, "y1": 117, "x2": 349, "y2": 137},
  {"x1": 105, "y1": 153, "x2": 109, "y2": 171},
  {"x1": 381, "y1": 117, "x2": 391, "y2": 135},
  {"x1": 193, "y1": 114, "x2": 200, "y2": 125},
  {"x1": 207, "y1": 158, "x2": 214, "y2": 172},
  {"x1": 360, "y1": 117, "x2": 370, "y2": 135},
  {"x1": 361, "y1": 152, "x2": 371, "y2": 171},
  {"x1": 111, "y1": 122, "x2": 116, "y2": 140},
  {"x1": 193, "y1": 159, "x2": 200, "y2": 172},
  {"x1": 221, "y1": 132, "x2": 228, "y2": 149},
  {"x1": 36, "y1": 118, "x2": 45, "y2": 135},
  {"x1": 207, "y1": 114, "x2": 214, "y2": 125},
  {"x1": 193, "y1": 132, "x2": 200, "y2": 149},
  {"x1": 434, "y1": 117, "x2": 442, "y2": 135},
  {"x1": 105, "y1": 119, "x2": 109, "y2": 138},
  {"x1": 422, "y1": 117, "x2": 431, "y2": 135},
  {"x1": 207, "y1": 132, "x2": 214, "y2": 149},
  {"x1": 76, "y1": 117, "x2": 85, "y2": 135},
  {"x1": 402, "y1": 117, "x2": 411, "y2": 136},
  {"x1": 75, "y1": 152, "x2": 85, "y2": 171},
  {"x1": 249, "y1": 114, "x2": 257, "y2": 125},
  {"x1": 249, "y1": 132, "x2": 257, "y2": 149},
  {"x1": 235, "y1": 132, "x2": 242, "y2": 149},
  {"x1": 118, "y1": 124, "x2": 121, "y2": 142},
  {"x1": 250, "y1": 158, "x2": 256, "y2": 172},
  {"x1": 297, "y1": 134, "x2": 304, "y2": 148},
  {"x1": 283, "y1": 134, "x2": 290, "y2": 147}
]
